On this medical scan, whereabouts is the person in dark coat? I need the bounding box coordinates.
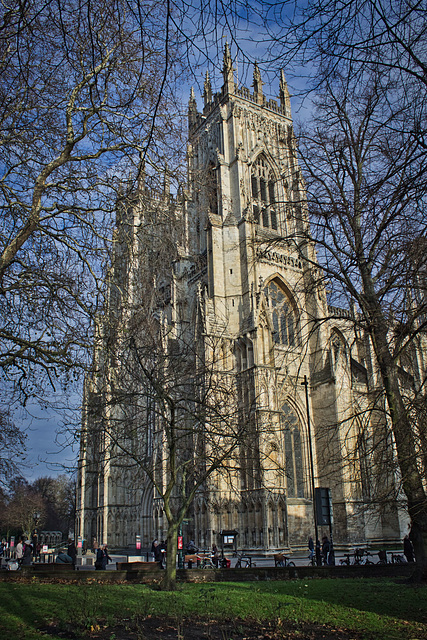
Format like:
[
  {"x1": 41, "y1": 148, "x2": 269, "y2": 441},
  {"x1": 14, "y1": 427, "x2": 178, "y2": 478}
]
[
  {"x1": 21, "y1": 541, "x2": 33, "y2": 566},
  {"x1": 95, "y1": 544, "x2": 111, "y2": 570},
  {"x1": 308, "y1": 536, "x2": 315, "y2": 562},
  {"x1": 321, "y1": 536, "x2": 330, "y2": 565},
  {"x1": 67, "y1": 538, "x2": 77, "y2": 569},
  {"x1": 151, "y1": 539, "x2": 160, "y2": 562},
  {"x1": 403, "y1": 535, "x2": 415, "y2": 562}
]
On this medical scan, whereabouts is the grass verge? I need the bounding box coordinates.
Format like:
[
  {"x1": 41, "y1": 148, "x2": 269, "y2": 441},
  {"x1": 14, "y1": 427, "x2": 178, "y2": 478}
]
[{"x1": 0, "y1": 577, "x2": 426, "y2": 639}]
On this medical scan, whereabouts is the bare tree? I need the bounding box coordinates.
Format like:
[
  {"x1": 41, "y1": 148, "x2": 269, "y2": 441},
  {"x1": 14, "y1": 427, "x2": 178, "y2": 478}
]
[
  {"x1": 0, "y1": 411, "x2": 26, "y2": 487},
  {"x1": 4, "y1": 477, "x2": 46, "y2": 539},
  {"x1": 0, "y1": 0, "x2": 182, "y2": 405},
  {"x1": 77, "y1": 177, "x2": 256, "y2": 590},
  {"x1": 292, "y1": 67, "x2": 427, "y2": 574}
]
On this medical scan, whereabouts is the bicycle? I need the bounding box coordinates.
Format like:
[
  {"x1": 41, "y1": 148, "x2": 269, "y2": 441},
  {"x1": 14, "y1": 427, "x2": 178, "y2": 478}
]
[
  {"x1": 391, "y1": 553, "x2": 405, "y2": 564},
  {"x1": 235, "y1": 553, "x2": 256, "y2": 568},
  {"x1": 340, "y1": 553, "x2": 352, "y2": 565},
  {"x1": 199, "y1": 556, "x2": 216, "y2": 569},
  {"x1": 359, "y1": 551, "x2": 375, "y2": 565},
  {"x1": 274, "y1": 553, "x2": 295, "y2": 568},
  {"x1": 340, "y1": 550, "x2": 374, "y2": 565}
]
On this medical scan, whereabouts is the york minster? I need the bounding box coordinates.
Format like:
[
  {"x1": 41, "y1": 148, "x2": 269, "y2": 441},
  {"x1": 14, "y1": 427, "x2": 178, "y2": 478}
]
[{"x1": 76, "y1": 47, "x2": 423, "y2": 552}]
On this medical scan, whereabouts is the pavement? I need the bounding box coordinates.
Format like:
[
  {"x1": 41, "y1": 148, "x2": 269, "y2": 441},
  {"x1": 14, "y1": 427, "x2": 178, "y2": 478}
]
[
  {"x1": 0, "y1": 548, "x2": 405, "y2": 571},
  {"x1": 72, "y1": 548, "x2": 405, "y2": 570}
]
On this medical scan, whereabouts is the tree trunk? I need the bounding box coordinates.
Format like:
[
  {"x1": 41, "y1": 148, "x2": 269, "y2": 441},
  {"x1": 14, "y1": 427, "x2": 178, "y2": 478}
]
[
  {"x1": 162, "y1": 521, "x2": 178, "y2": 590},
  {"x1": 370, "y1": 318, "x2": 427, "y2": 579}
]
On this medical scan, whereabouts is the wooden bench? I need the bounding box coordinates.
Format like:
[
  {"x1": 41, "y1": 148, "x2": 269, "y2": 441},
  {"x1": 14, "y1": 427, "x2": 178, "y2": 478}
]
[
  {"x1": 116, "y1": 561, "x2": 160, "y2": 571},
  {"x1": 184, "y1": 553, "x2": 213, "y2": 568}
]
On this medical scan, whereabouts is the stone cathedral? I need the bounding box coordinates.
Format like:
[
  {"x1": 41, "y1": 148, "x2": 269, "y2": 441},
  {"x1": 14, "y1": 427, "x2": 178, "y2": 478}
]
[{"x1": 76, "y1": 47, "x2": 412, "y2": 552}]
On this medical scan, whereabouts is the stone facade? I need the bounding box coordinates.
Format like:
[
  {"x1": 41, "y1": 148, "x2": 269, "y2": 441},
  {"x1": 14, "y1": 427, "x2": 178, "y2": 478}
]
[{"x1": 76, "y1": 47, "x2": 421, "y2": 552}]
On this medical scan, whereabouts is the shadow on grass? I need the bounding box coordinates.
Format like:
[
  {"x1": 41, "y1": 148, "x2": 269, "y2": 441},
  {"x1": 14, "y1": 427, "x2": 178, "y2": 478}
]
[{"x1": 206, "y1": 578, "x2": 427, "y2": 624}]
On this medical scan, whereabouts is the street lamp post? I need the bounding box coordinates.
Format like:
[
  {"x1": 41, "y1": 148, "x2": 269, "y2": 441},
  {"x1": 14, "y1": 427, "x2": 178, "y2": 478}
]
[{"x1": 302, "y1": 375, "x2": 321, "y2": 566}]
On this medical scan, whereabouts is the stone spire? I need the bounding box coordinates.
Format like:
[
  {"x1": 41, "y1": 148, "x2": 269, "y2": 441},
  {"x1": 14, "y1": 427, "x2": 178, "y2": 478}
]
[
  {"x1": 222, "y1": 42, "x2": 235, "y2": 94},
  {"x1": 203, "y1": 70, "x2": 212, "y2": 107},
  {"x1": 279, "y1": 69, "x2": 291, "y2": 115},
  {"x1": 253, "y1": 61, "x2": 264, "y2": 104},
  {"x1": 188, "y1": 86, "x2": 198, "y2": 128}
]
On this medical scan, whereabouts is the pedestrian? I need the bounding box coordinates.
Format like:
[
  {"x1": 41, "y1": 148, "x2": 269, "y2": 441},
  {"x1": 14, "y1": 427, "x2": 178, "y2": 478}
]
[
  {"x1": 151, "y1": 538, "x2": 160, "y2": 562},
  {"x1": 321, "y1": 536, "x2": 330, "y2": 565},
  {"x1": 95, "y1": 544, "x2": 111, "y2": 570},
  {"x1": 308, "y1": 536, "x2": 314, "y2": 562},
  {"x1": 67, "y1": 538, "x2": 77, "y2": 569},
  {"x1": 22, "y1": 540, "x2": 33, "y2": 565},
  {"x1": 403, "y1": 535, "x2": 415, "y2": 563},
  {"x1": 315, "y1": 538, "x2": 322, "y2": 565},
  {"x1": 159, "y1": 540, "x2": 167, "y2": 568},
  {"x1": 212, "y1": 544, "x2": 220, "y2": 567},
  {"x1": 15, "y1": 538, "x2": 24, "y2": 561},
  {"x1": 186, "y1": 539, "x2": 198, "y2": 553}
]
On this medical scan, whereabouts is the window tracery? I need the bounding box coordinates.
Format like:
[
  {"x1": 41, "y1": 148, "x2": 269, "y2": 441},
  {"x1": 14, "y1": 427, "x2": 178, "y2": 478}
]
[
  {"x1": 264, "y1": 280, "x2": 296, "y2": 346},
  {"x1": 282, "y1": 404, "x2": 304, "y2": 498},
  {"x1": 206, "y1": 164, "x2": 218, "y2": 215},
  {"x1": 251, "y1": 155, "x2": 278, "y2": 230}
]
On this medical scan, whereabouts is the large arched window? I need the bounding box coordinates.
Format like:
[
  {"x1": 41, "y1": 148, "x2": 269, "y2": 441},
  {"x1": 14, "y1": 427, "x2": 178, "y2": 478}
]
[
  {"x1": 282, "y1": 404, "x2": 304, "y2": 498},
  {"x1": 264, "y1": 280, "x2": 296, "y2": 346},
  {"x1": 251, "y1": 155, "x2": 277, "y2": 230}
]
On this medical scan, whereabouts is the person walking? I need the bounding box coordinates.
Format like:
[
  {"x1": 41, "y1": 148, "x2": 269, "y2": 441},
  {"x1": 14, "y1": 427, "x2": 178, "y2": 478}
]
[
  {"x1": 151, "y1": 539, "x2": 160, "y2": 563},
  {"x1": 15, "y1": 538, "x2": 24, "y2": 561},
  {"x1": 22, "y1": 541, "x2": 33, "y2": 565},
  {"x1": 95, "y1": 544, "x2": 111, "y2": 570},
  {"x1": 67, "y1": 538, "x2": 77, "y2": 569},
  {"x1": 321, "y1": 536, "x2": 330, "y2": 565},
  {"x1": 308, "y1": 536, "x2": 315, "y2": 563},
  {"x1": 212, "y1": 544, "x2": 220, "y2": 567}
]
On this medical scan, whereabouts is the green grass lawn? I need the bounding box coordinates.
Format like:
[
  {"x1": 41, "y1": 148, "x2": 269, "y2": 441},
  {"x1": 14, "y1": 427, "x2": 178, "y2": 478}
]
[{"x1": 0, "y1": 577, "x2": 426, "y2": 639}]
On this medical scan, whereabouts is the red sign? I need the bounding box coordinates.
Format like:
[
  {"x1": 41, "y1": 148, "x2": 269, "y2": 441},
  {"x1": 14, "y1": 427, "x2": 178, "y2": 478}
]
[
  {"x1": 178, "y1": 536, "x2": 183, "y2": 550},
  {"x1": 136, "y1": 535, "x2": 141, "y2": 550}
]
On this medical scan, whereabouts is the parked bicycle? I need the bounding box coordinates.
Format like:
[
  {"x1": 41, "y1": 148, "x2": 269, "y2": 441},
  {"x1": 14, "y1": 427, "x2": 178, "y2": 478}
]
[
  {"x1": 274, "y1": 553, "x2": 295, "y2": 568},
  {"x1": 340, "y1": 549, "x2": 378, "y2": 565},
  {"x1": 199, "y1": 556, "x2": 216, "y2": 569},
  {"x1": 391, "y1": 553, "x2": 405, "y2": 564},
  {"x1": 235, "y1": 553, "x2": 256, "y2": 568}
]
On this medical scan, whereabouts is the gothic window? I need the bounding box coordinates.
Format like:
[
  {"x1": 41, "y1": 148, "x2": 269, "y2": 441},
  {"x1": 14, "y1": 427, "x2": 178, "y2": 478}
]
[
  {"x1": 207, "y1": 164, "x2": 218, "y2": 215},
  {"x1": 236, "y1": 337, "x2": 254, "y2": 371},
  {"x1": 264, "y1": 280, "x2": 296, "y2": 346},
  {"x1": 282, "y1": 404, "x2": 304, "y2": 498},
  {"x1": 251, "y1": 155, "x2": 278, "y2": 230}
]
